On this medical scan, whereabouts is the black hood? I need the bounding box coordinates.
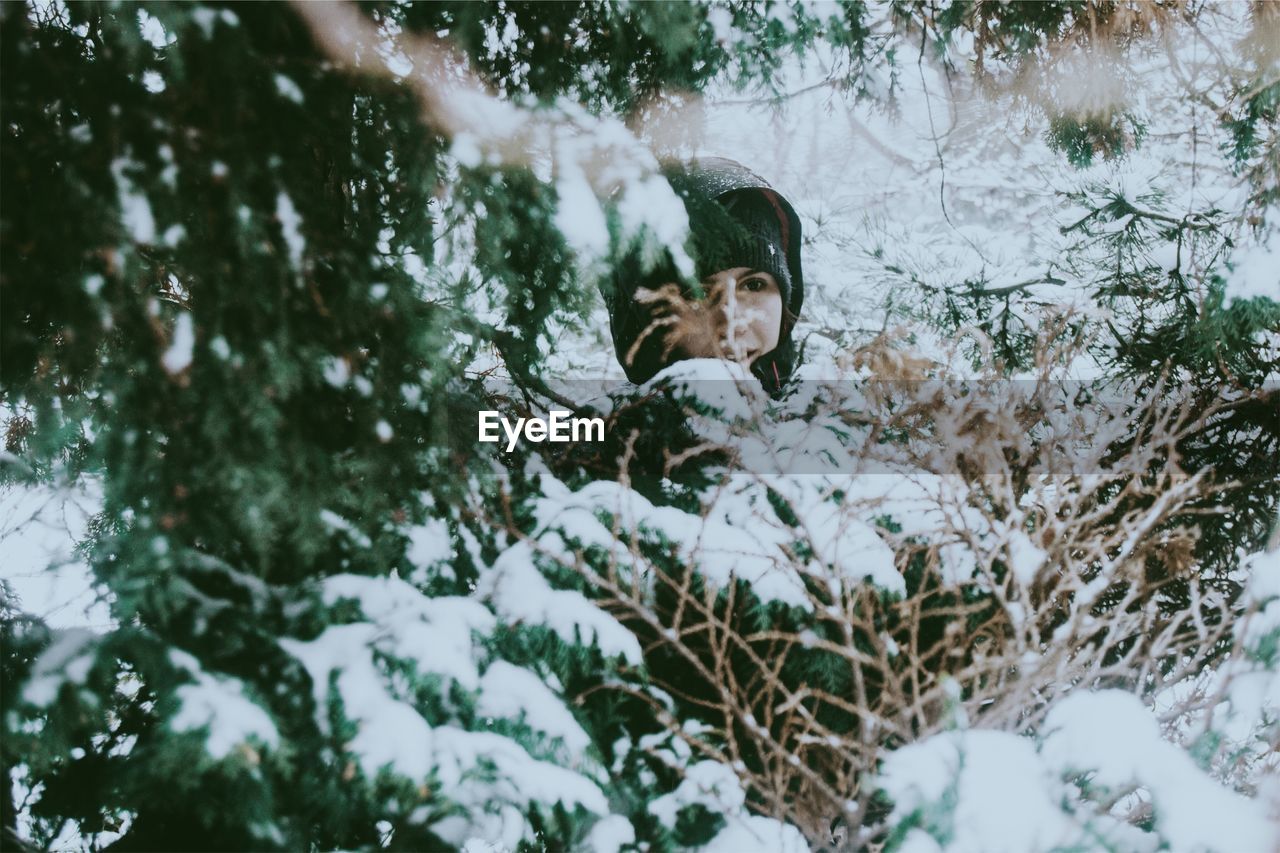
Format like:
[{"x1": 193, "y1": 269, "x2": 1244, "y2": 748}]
[{"x1": 603, "y1": 157, "x2": 804, "y2": 397}]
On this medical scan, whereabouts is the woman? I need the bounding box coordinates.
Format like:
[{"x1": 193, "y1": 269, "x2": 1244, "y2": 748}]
[{"x1": 604, "y1": 157, "x2": 805, "y2": 397}]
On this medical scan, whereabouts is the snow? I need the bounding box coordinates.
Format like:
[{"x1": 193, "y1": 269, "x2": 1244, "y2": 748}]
[
  {"x1": 136, "y1": 9, "x2": 173, "y2": 50},
  {"x1": 881, "y1": 730, "x2": 1081, "y2": 853},
  {"x1": 322, "y1": 356, "x2": 350, "y2": 387},
  {"x1": 279, "y1": 570, "x2": 611, "y2": 841},
  {"x1": 318, "y1": 508, "x2": 372, "y2": 549},
  {"x1": 707, "y1": 6, "x2": 735, "y2": 45},
  {"x1": 795, "y1": 494, "x2": 904, "y2": 596},
  {"x1": 437, "y1": 722, "x2": 606, "y2": 809},
  {"x1": 432, "y1": 726, "x2": 607, "y2": 845},
  {"x1": 646, "y1": 357, "x2": 758, "y2": 414},
  {"x1": 1005, "y1": 529, "x2": 1046, "y2": 587},
  {"x1": 1149, "y1": 240, "x2": 1180, "y2": 273},
  {"x1": 764, "y1": 2, "x2": 798, "y2": 35},
  {"x1": 585, "y1": 815, "x2": 635, "y2": 853},
  {"x1": 13, "y1": 5, "x2": 1280, "y2": 848},
  {"x1": 162, "y1": 224, "x2": 187, "y2": 247},
  {"x1": 554, "y1": 154, "x2": 610, "y2": 261},
  {"x1": 451, "y1": 133, "x2": 484, "y2": 169},
  {"x1": 448, "y1": 89, "x2": 529, "y2": 144},
  {"x1": 1245, "y1": 548, "x2": 1280, "y2": 603},
  {"x1": 1226, "y1": 234, "x2": 1280, "y2": 303},
  {"x1": 282, "y1": 622, "x2": 438, "y2": 781},
  {"x1": 699, "y1": 814, "x2": 809, "y2": 853},
  {"x1": 494, "y1": 0, "x2": 1264, "y2": 396},
  {"x1": 161, "y1": 313, "x2": 195, "y2": 374},
  {"x1": 1204, "y1": 547, "x2": 1280, "y2": 781},
  {"x1": 169, "y1": 650, "x2": 280, "y2": 759},
  {"x1": 898, "y1": 829, "x2": 945, "y2": 853},
  {"x1": 0, "y1": 478, "x2": 110, "y2": 630},
  {"x1": 1042, "y1": 690, "x2": 1275, "y2": 852},
  {"x1": 382, "y1": 48, "x2": 413, "y2": 79},
  {"x1": 517, "y1": 425, "x2": 916, "y2": 615},
  {"x1": 21, "y1": 627, "x2": 98, "y2": 707},
  {"x1": 275, "y1": 191, "x2": 306, "y2": 272},
  {"x1": 272, "y1": 74, "x2": 304, "y2": 105},
  {"x1": 615, "y1": 174, "x2": 696, "y2": 280},
  {"x1": 649, "y1": 761, "x2": 809, "y2": 852},
  {"x1": 190, "y1": 7, "x2": 219, "y2": 39},
  {"x1": 405, "y1": 518, "x2": 453, "y2": 569},
  {"x1": 876, "y1": 685, "x2": 1278, "y2": 851},
  {"x1": 650, "y1": 760, "x2": 746, "y2": 828},
  {"x1": 461, "y1": 839, "x2": 507, "y2": 853},
  {"x1": 477, "y1": 661, "x2": 591, "y2": 755},
  {"x1": 320, "y1": 572, "x2": 494, "y2": 690},
  {"x1": 111, "y1": 158, "x2": 156, "y2": 244},
  {"x1": 480, "y1": 540, "x2": 643, "y2": 664}
]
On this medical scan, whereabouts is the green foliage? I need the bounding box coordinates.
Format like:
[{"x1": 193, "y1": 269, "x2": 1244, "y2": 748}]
[
  {"x1": 673, "y1": 803, "x2": 726, "y2": 846},
  {"x1": 1046, "y1": 111, "x2": 1144, "y2": 167},
  {"x1": 460, "y1": 165, "x2": 580, "y2": 369},
  {"x1": 4, "y1": 1, "x2": 1277, "y2": 850}
]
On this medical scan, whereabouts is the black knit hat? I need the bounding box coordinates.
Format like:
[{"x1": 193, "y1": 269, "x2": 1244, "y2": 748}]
[
  {"x1": 693, "y1": 190, "x2": 793, "y2": 309},
  {"x1": 604, "y1": 158, "x2": 804, "y2": 396}
]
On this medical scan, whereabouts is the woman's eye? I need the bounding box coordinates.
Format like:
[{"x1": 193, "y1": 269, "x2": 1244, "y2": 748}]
[{"x1": 742, "y1": 277, "x2": 767, "y2": 292}]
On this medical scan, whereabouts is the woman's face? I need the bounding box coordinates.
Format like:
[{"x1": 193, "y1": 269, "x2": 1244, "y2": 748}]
[{"x1": 637, "y1": 267, "x2": 783, "y2": 368}]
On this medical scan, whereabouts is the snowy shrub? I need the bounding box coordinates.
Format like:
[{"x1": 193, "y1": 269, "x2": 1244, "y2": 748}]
[{"x1": 469, "y1": 327, "x2": 1277, "y2": 848}]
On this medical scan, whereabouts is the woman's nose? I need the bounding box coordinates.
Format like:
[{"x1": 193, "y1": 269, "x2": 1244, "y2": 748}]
[
  {"x1": 716, "y1": 286, "x2": 737, "y2": 325},
  {"x1": 708, "y1": 305, "x2": 729, "y2": 341}
]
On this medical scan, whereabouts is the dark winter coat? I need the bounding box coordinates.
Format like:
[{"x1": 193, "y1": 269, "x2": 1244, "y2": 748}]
[{"x1": 603, "y1": 158, "x2": 805, "y2": 397}]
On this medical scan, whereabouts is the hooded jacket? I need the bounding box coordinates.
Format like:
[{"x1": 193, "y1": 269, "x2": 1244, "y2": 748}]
[{"x1": 603, "y1": 158, "x2": 804, "y2": 397}]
